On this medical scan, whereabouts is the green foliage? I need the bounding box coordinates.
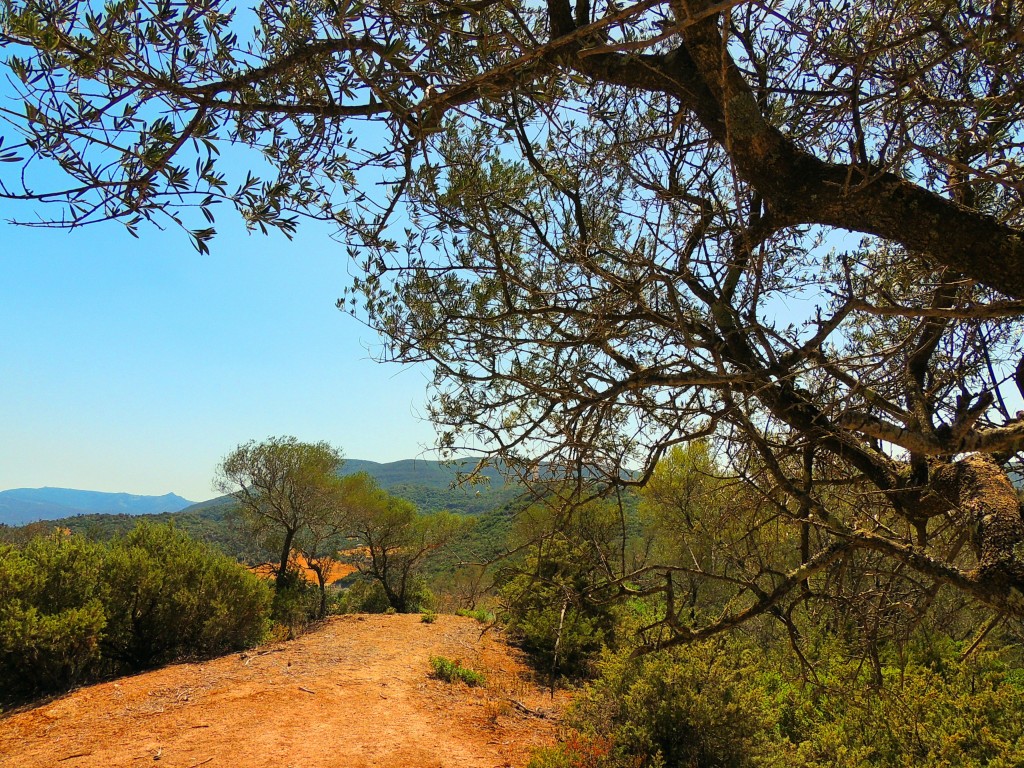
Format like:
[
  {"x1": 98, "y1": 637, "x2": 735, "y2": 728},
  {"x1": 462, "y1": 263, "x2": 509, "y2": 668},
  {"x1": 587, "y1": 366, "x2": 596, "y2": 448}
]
[
  {"x1": 3, "y1": 501, "x2": 273, "y2": 563},
  {"x1": 637, "y1": 442, "x2": 774, "y2": 625},
  {"x1": 503, "y1": 587, "x2": 608, "y2": 679},
  {"x1": 217, "y1": 436, "x2": 347, "y2": 592},
  {"x1": 347, "y1": 485, "x2": 472, "y2": 613},
  {"x1": 455, "y1": 607, "x2": 494, "y2": 623},
  {"x1": 335, "y1": 576, "x2": 392, "y2": 614},
  {"x1": 420, "y1": 610, "x2": 437, "y2": 623},
  {"x1": 429, "y1": 655, "x2": 486, "y2": 687},
  {"x1": 545, "y1": 620, "x2": 1024, "y2": 768},
  {"x1": 100, "y1": 523, "x2": 270, "y2": 668},
  {"x1": 267, "y1": 569, "x2": 321, "y2": 638},
  {"x1": 0, "y1": 535, "x2": 106, "y2": 698},
  {"x1": 384, "y1": 481, "x2": 520, "y2": 517},
  {"x1": 0, "y1": 525, "x2": 271, "y2": 704},
  {"x1": 570, "y1": 641, "x2": 779, "y2": 768},
  {"x1": 499, "y1": 515, "x2": 619, "y2": 679},
  {"x1": 779, "y1": 648, "x2": 1024, "y2": 768}
]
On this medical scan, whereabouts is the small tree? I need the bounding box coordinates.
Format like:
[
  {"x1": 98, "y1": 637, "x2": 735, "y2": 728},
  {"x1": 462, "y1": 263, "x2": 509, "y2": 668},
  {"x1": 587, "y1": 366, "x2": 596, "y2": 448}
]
[
  {"x1": 346, "y1": 481, "x2": 471, "y2": 613},
  {"x1": 294, "y1": 472, "x2": 378, "y2": 618},
  {"x1": 638, "y1": 442, "x2": 744, "y2": 623},
  {"x1": 216, "y1": 436, "x2": 345, "y2": 592},
  {"x1": 499, "y1": 500, "x2": 625, "y2": 681}
]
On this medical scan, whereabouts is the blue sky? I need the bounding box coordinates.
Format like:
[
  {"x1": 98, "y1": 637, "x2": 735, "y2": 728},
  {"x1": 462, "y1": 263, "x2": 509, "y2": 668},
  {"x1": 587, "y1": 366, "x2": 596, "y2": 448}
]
[{"x1": 0, "y1": 214, "x2": 439, "y2": 501}]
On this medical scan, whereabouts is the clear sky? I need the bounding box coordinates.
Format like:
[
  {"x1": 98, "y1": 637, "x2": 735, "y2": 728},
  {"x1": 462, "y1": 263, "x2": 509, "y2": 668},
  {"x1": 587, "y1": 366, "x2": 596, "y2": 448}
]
[{"x1": 0, "y1": 213, "x2": 440, "y2": 502}]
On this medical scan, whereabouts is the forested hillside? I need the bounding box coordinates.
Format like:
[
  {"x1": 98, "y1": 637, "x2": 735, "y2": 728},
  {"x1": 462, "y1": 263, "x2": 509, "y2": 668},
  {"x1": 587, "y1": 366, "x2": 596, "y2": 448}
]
[{"x1": 0, "y1": 458, "x2": 534, "y2": 560}]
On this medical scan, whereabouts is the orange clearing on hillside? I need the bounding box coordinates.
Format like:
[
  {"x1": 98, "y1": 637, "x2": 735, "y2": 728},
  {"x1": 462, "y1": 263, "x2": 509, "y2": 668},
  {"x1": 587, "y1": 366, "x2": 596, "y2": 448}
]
[
  {"x1": 248, "y1": 553, "x2": 357, "y2": 584},
  {"x1": 0, "y1": 614, "x2": 567, "y2": 768}
]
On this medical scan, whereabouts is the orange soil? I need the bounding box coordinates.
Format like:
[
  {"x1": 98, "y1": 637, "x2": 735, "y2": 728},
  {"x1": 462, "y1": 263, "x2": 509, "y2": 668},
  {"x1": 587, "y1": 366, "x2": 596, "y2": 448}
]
[
  {"x1": 248, "y1": 553, "x2": 358, "y2": 584},
  {"x1": 0, "y1": 615, "x2": 568, "y2": 768}
]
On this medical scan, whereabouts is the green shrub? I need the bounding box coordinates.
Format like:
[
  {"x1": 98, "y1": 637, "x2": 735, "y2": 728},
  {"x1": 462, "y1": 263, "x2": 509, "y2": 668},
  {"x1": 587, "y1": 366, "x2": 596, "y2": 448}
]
[
  {"x1": 455, "y1": 607, "x2": 494, "y2": 623},
  {"x1": 0, "y1": 535, "x2": 107, "y2": 698},
  {"x1": 336, "y1": 577, "x2": 393, "y2": 614},
  {"x1": 780, "y1": 648, "x2": 1024, "y2": 768},
  {"x1": 429, "y1": 655, "x2": 486, "y2": 687},
  {"x1": 568, "y1": 640, "x2": 778, "y2": 768},
  {"x1": 268, "y1": 569, "x2": 321, "y2": 638},
  {"x1": 101, "y1": 523, "x2": 271, "y2": 668},
  {"x1": 499, "y1": 538, "x2": 615, "y2": 679},
  {"x1": 421, "y1": 610, "x2": 437, "y2": 623},
  {"x1": 1, "y1": 525, "x2": 271, "y2": 704},
  {"x1": 545, "y1": 624, "x2": 1024, "y2": 768}
]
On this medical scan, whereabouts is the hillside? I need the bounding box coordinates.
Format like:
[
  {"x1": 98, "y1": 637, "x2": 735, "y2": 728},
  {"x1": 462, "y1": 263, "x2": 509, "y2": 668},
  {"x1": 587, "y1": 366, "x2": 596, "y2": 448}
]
[
  {"x1": 340, "y1": 457, "x2": 523, "y2": 515},
  {"x1": 0, "y1": 457, "x2": 537, "y2": 555},
  {"x1": 0, "y1": 488, "x2": 194, "y2": 527},
  {"x1": 340, "y1": 457, "x2": 508, "y2": 488},
  {"x1": 0, "y1": 614, "x2": 566, "y2": 768}
]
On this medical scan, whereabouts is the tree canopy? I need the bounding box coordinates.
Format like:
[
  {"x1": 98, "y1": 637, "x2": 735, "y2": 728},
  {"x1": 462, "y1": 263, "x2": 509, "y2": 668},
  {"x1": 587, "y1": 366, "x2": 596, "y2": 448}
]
[
  {"x1": 2, "y1": 0, "x2": 1024, "y2": 643},
  {"x1": 216, "y1": 436, "x2": 345, "y2": 591},
  {"x1": 344, "y1": 477, "x2": 471, "y2": 612}
]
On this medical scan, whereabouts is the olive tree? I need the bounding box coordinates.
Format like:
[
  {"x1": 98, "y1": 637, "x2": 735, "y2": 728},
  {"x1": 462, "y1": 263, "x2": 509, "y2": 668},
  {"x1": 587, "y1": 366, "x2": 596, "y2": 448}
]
[
  {"x1": 216, "y1": 436, "x2": 345, "y2": 592},
  {"x1": 294, "y1": 471, "x2": 379, "y2": 617},
  {"x1": 3, "y1": 0, "x2": 1024, "y2": 644},
  {"x1": 344, "y1": 478, "x2": 471, "y2": 612}
]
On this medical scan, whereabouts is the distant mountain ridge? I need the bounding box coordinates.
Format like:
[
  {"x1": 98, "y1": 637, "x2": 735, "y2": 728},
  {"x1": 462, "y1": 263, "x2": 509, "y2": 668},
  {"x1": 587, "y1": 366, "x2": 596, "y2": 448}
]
[
  {"x1": 0, "y1": 458, "x2": 515, "y2": 528},
  {"x1": 181, "y1": 457, "x2": 520, "y2": 518},
  {"x1": 339, "y1": 457, "x2": 508, "y2": 489},
  {"x1": 0, "y1": 488, "x2": 194, "y2": 526}
]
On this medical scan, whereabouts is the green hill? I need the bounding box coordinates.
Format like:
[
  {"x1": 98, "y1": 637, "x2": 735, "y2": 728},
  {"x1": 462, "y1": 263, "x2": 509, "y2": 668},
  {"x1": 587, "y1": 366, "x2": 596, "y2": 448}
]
[
  {"x1": 339, "y1": 457, "x2": 507, "y2": 488},
  {"x1": 339, "y1": 457, "x2": 522, "y2": 515},
  {"x1": 0, "y1": 458, "x2": 533, "y2": 558}
]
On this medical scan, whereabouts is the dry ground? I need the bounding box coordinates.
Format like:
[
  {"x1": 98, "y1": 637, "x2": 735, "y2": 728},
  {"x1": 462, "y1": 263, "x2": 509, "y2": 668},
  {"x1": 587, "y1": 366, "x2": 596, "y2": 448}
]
[{"x1": 0, "y1": 614, "x2": 568, "y2": 768}]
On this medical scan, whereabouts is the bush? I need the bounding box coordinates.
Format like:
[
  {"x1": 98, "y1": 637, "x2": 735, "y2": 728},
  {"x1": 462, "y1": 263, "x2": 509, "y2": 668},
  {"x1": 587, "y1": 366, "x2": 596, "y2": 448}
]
[
  {"x1": 0, "y1": 535, "x2": 107, "y2": 698},
  {"x1": 0, "y1": 525, "x2": 271, "y2": 704},
  {"x1": 568, "y1": 641, "x2": 777, "y2": 768},
  {"x1": 335, "y1": 576, "x2": 393, "y2": 614},
  {"x1": 544, "y1": 623, "x2": 1024, "y2": 768},
  {"x1": 528, "y1": 735, "x2": 636, "y2": 768},
  {"x1": 455, "y1": 607, "x2": 494, "y2": 623},
  {"x1": 268, "y1": 569, "x2": 321, "y2": 639},
  {"x1": 101, "y1": 523, "x2": 271, "y2": 668},
  {"x1": 780, "y1": 647, "x2": 1024, "y2": 768},
  {"x1": 430, "y1": 655, "x2": 486, "y2": 687},
  {"x1": 499, "y1": 538, "x2": 616, "y2": 680}
]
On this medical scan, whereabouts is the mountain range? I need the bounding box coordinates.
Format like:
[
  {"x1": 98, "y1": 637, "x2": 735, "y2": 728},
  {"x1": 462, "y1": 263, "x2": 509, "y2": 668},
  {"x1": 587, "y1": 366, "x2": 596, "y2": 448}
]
[
  {"x1": 0, "y1": 457, "x2": 515, "y2": 527},
  {"x1": 0, "y1": 488, "x2": 194, "y2": 527}
]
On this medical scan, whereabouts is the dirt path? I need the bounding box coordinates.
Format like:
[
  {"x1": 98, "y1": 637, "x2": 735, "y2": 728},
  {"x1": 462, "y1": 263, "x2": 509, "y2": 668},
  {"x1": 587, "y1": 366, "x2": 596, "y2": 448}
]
[{"x1": 0, "y1": 615, "x2": 567, "y2": 768}]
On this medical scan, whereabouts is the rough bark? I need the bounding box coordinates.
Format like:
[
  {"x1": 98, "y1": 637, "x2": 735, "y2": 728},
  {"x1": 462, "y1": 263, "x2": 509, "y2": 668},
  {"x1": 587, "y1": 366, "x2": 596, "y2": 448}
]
[{"x1": 929, "y1": 455, "x2": 1024, "y2": 591}]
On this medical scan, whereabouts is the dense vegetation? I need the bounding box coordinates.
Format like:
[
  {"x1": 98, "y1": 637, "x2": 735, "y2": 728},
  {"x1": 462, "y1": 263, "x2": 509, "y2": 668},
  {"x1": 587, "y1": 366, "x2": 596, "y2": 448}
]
[
  {"x1": 3, "y1": 0, "x2": 1024, "y2": 756},
  {"x1": 498, "y1": 446, "x2": 1024, "y2": 767},
  {"x1": 0, "y1": 523, "x2": 270, "y2": 705},
  {"x1": 529, "y1": 628, "x2": 1024, "y2": 768},
  {"x1": 3, "y1": 440, "x2": 1023, "y2": 766}
]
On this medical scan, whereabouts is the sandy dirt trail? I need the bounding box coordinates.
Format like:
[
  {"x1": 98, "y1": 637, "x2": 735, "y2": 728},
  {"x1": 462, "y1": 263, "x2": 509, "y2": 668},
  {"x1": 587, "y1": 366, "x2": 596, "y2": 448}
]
[{"x1": 0, "y1": 614, "x2": 566, "y2": 768}]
